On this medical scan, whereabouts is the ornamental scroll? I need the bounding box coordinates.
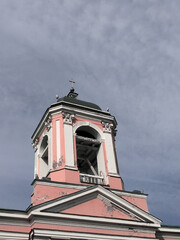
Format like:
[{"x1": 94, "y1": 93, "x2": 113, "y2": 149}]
[
  {"x1": 101, "y1": 121, "x2": 114, "y2": 133},
  {"x1": 32, "y1": 138, "x2": 38, "y2": 152},
  {"x1": 61, "y1": 112, "x2": 75, "y2": 125},
  {"x1": 45, "y1": 116, "x2": 52, "y2": 131}
]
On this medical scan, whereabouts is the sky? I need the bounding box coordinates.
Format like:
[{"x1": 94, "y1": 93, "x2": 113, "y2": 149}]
[{"x1": 0, "y1": 0, "x2": 180, "y2": 226}]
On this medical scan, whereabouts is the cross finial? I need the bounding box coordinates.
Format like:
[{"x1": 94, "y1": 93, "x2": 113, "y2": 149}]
[
  {"x1": 67, "y1": 80, "x2": 78, "y2": 98},
  {"x1": 69, "y1": 80, "x2": 75, "y2": 89}
]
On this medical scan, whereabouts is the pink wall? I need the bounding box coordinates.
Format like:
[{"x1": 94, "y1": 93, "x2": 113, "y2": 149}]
[
  {"x1": 62, "y1": 197, "x2": 136, "y2": 220},
  {"x1": 31, "y1": 184, "x2": 79, "y2": 205},
  {"x1": 122, "y1": 195, "x2": 149, "y2": 212}
]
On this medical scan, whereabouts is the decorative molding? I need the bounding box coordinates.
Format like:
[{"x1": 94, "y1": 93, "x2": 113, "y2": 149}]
[
  {"x1": 34, "y1": 185, "x2": 161, "y2": 225},
  {"x1": 32, "y1": 103, "x2": 117, "y2": 141},
  {"x1": 97, "y1": 194, "x2": 138, "y2": 220},
  {"x1": 32, "y1": 180, "x2": 87, "y2": 190},
  {"x1": 31, "y1": 229, "x2": 158, "y2": 240},
  {"x1": 0, "y1": 231, "x2": 28, "y2": 240},
  {"x1": 62, "y1": 112, "x2": 75, "y2": 125},
  {"x1": 73, "y1": 121, "x2": 104, "y2": 140},
  {"x1": 102, "y1": 121, "x2": 114, "y2": 133},
  {"x1": 108, "y1": 172, "x2": 121, "y2": 177},
  {"x1": 98, "y1": 194, "x2": 111, "y2": 206},
  {"x1": 45, "y1": 116, "x2": 52, "y2": 131},
  {"x1": 32, "y1": 138, "x2": 39, "y2": 151}
]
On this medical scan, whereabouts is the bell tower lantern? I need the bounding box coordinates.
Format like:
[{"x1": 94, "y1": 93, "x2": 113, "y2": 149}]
[{"x1": 31, "y1": 87, "x2": 124, "y2": 206}]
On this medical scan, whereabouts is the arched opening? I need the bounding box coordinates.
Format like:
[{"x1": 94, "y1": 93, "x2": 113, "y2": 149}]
[
  {"x1": 76, "y1": 126, "x2": 104, "y2": 184},
  {"x1": 39, "y1": 135, "x2": 49, "y2": 178}
]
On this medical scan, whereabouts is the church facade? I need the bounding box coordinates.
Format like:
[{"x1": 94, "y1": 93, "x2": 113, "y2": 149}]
[{"x1": 0, "y1": 88, "x2": 179, "y2": 239}]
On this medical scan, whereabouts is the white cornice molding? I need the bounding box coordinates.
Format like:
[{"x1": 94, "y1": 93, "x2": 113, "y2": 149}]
[
  {"x1": 32, "y1": 103, "x2": 116, "y2": 140},
  {"x1": 0, "y1": 231, "x2": 28, "y2": 240},
  {"x1": 0, "y1": 187, "x2": 159, "y2": 229},
  {"x1": 158, "y1": 226, "x2": 180, "y2": 233},
  {"x1": 30, "y1": 216, "x2": 156, "y2": 233},
  {"x1": 0, "y1": 212, "x2": 28, "y2": 220},
  {"x1": 111, "y1": 190, "x2": 147, "y2": 199},
  {"x1": 32, "y1": 185, "x2": 161, "y2": 225},
  {"x1": 32, "y1": 180, "x2": 87, "y2": 190},
  {"x1": 32, "y1": 180, "x2": 147, "y2": 199},
  {"x1": 32, "y1": 211, "x2": 161, "y2": 228},
  {"x1": 32, "y1": 228, "x2": 159, "y2": 240}
]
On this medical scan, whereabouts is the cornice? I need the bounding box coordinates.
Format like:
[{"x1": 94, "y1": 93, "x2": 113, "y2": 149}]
[
  {"x1": 31, "y1": 102, "x2": 117, "y2": 141},
  {"x1": 31, "y1": 228, "x2": 159, "y2": 240}
]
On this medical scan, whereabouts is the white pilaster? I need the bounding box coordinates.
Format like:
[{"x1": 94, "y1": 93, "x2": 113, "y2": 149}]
[
  {"x1": 62, "y1": 112, "x2": 75, "y2": 168},
  {"x1": 102, "y1": 122, "x2": 117, "y2": 174},
  {"x1": 32, "y1": 138, "x2": 38, "y2": 178},
  {"x1": 48, "y1": 128, "x2": 52, "y2": 171},
  {"x1": 56, "y1": 120, "x2": 61, "y2": 162}
]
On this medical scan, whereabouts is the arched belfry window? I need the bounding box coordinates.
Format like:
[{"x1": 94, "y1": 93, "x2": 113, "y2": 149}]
[
  {"x1": 40, "y1": 135, "x2": 48, "y2": 163},
  {"x1": 76, "y1": 126, "x2": 104, "y2": 184},
  {"x1": 39, "y1": 135, "x2": 49, "y2": 178}
]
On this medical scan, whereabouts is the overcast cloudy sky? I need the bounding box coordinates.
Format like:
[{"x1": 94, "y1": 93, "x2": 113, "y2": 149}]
[{"x1": 0, "y1": 0, "x2": 180, "y2": 225}]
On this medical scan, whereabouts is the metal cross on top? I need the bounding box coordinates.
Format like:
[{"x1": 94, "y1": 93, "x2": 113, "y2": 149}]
[{"x1": 69, "y1": 80, "x2": 75, "y2": 88}]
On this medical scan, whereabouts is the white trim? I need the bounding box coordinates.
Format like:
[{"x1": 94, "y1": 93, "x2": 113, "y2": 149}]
[
  {"x1": 34, "y1": 150, "x2": 38, "y2": 178},
  {"x1": 50, "y1": 104, "x2": 115, "y2": 122},
  {"x1": 32, "y1": 211, "x2": 161, "y2": 228},
  {"x1": 32, "y1": 181, "x2": 147, "y2": 198},
  {"x1": 56, "y1": 120, "x2": 61, "y2": 163},
  {"x1": 39, "y1": 134, "x2": 49, "y2": 178},
  {"x1": 49, "y1": 106, "x2": 115, "y2": 123},
  {"x1": 33, "y1": 185, "x2": 161, "y2": 224},
  {"x1": 30, "y1": 217, "x2": 156, "y2": 233},
  {"x1": 32, "y1": 228, "x2": 159, "y2": 240},
  {"x1": 104, "y1": 131, "x2": 117, "y2": 174},
  {"x1": 112, "y1": 190, "x2": 147, "y2": 199},
  {"x1": 0, "y1": 231, "x2": 28, "y2": 240},
  {"x1": 0, "y1": 212, "x2": 28, "y2": 219},
  {"x1": 73, "y1": 121, "x2": 104, "y2": 139},
  {"x1": 32, "y1": 104, "x2": 116, "y2": 143},
  {"x1": 108, "y1": 173, "x2": 121, "y2": 177},
  {"x1": 64, "y1": 123, "x2": 75, "y2": 167},
  {"x1": 50, "y1": 123, "x2": 53, "y2": 170},
  {"x1": 158, "y1": 227, "x2": 180, "y2": 233},
  {"x1": 0, "y1": 219, "x2": 29, "y2": 227},
  {"x1": 64, "y1": 166, "x2": 77, "y2": 170},
  {"x1": 32, "y1": 180, "x2": 88, "y2": 189}
]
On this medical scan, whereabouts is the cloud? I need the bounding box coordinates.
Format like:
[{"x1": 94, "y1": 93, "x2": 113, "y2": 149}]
[{"x1": 0, "y1": 0, "x2": 179, "y2": 224}]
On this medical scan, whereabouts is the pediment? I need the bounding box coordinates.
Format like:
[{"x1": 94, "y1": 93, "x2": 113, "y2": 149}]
[
  {"x1": 52, "y1": 193, "x2": 140, "y2": 221},
  {"x1": 33, "y1": 185, "x2": 161, "y2": 224}
]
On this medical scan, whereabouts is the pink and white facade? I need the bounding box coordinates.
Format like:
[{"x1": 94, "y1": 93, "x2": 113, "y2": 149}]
[{"x1": 0, "y1": 88, "x2": 179, "y2": 240}]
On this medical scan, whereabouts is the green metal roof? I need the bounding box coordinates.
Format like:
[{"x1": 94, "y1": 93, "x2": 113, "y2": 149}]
[{"x1": 57, "y1": 95, "x2": 102, "y2": 110}]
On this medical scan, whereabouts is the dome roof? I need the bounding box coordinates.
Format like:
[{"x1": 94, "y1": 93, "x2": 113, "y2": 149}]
[{"x1": 57, "y1": 88, "x2": 102, "y2": 111}]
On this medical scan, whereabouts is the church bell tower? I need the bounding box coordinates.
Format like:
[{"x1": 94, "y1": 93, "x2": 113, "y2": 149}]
[
  {"x1": 1, "y1": 85, "x2": 168, "y2": 239},
  {"x1": 31, "y1": 86, "x2": 124, "y2": 206}
]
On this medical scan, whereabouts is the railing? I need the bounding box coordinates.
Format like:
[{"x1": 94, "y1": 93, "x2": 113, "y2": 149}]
[{"x1": 80, "y1": 173, "x2": 104, "y2": 185}]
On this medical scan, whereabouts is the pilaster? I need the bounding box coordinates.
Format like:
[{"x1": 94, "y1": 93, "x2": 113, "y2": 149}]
[
  {"x1": 62, "y1": 112, "x2": 75, "y2": 168},
  {"x1": 102, "y1": 121, "x2": 118, "y2": 174}
]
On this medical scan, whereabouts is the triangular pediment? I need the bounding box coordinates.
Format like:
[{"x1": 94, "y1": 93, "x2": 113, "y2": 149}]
[
  {"x1": 48, "y1": 193, "x2": 141, "y2": 221},
  {"x1": 32, "y1": 185, "x2": 161, "y2": 225}
]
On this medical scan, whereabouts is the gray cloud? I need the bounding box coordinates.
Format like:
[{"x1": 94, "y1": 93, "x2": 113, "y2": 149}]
[{"x1": 0, "y1": 0, "x2": 180, "y2": 225}]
